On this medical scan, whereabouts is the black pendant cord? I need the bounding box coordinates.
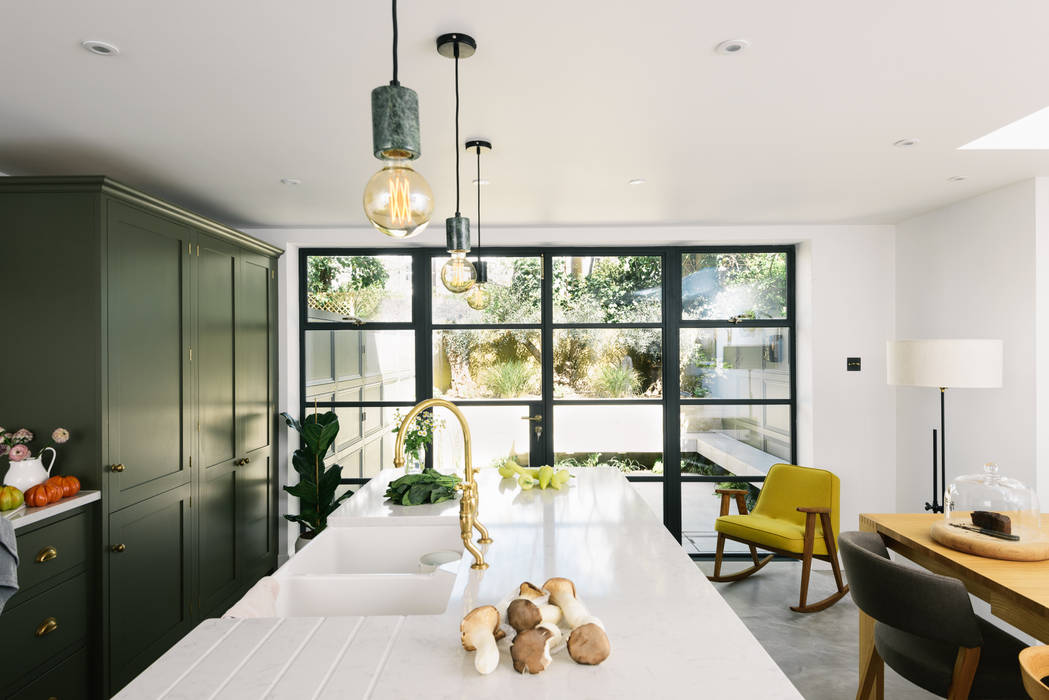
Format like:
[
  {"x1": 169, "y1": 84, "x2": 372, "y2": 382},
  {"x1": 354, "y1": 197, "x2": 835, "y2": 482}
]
[
  {"x1": 390, "y1": 0, "x2": 399, "y2": 86},
  {"x1": 454, "y1": 43, "x2": 461, "y2": 216},
  {"x1": 940, "y1": 387, "x2": 946, "y2": 511},
  {"x1": 475, "y1": 146, "x2": 482, "y2": 263}
]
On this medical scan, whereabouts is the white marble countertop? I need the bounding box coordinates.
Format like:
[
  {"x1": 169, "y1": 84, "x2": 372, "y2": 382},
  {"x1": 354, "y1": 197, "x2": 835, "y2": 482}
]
[
  {"x1": 117, "y1": 468, "x2": 800, "y2": 699},
  {"x1": 3, "y1": 490, "x2": 100, "y2": 530}
]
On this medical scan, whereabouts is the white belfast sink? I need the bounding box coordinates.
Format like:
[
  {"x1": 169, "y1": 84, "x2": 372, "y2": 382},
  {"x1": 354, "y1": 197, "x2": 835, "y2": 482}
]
[
  {"x1": 279, "y1": 523, "x2": 463, "y2": 576},
  {"x1": 270, "y1": 523, "x2": 464, "y2": 617}
]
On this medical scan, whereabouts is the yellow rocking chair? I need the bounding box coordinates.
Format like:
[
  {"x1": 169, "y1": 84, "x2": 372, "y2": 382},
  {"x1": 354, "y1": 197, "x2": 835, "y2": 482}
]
[{"x1": 707, "y1": 463, "x2": 849, "y2": 613}]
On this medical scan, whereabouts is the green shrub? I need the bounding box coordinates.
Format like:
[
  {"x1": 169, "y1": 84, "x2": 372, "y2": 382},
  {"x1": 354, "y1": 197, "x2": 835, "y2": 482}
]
[
  {"x1": 485, "y1": 360, "x2": 535, "y2": 397},
  {"x1": 593, "y1": 364, "x2": 639, "y2": 397}
]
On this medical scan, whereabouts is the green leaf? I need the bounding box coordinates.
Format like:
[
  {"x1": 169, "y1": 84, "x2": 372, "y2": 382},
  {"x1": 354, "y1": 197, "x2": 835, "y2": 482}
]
[
  {"x1": 407, "y1": 483, "x2": 432, "y2": 506},
  {"x1": 280, "y1": 412, "x2": 302, "y2": 434},
  {"x1": 316, "y1": 420, "x2": 341, "y2": 456},
  {"x1": 284, "y1": 482, "x2": 315, "y2": 501}
]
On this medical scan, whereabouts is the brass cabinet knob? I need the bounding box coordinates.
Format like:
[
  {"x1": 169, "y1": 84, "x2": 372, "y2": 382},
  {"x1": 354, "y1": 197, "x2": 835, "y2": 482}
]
[
  {"x1": 235, "y1": 457, "x2": 251, "y2": 466},
  {"x1": 111, "y1": 543, "x2": 126, "y2": 553},
  {"x1": 35, "y1": 617, "x2": 58, "y2": 637},
  {"x1": 111, "y1": 464, "x2": 126, "y2": 472},
  {"x1": 35, "y1": 546, "x2": 58, "y2": 563}
]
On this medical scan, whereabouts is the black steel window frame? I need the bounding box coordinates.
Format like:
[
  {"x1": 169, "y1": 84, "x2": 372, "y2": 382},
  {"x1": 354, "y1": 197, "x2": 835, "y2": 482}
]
[{"x1": 299, "y1": 245, "x2": 796, "y2": 550}]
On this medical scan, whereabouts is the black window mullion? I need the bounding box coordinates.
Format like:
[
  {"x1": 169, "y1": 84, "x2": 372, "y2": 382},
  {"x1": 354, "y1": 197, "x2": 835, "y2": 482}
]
[
  {"x1": 541, "y1": 253, "x2": 554, "y2": 466},
  {"x1": 664, "y1": 249, "x2": 682, "y2": 541}
]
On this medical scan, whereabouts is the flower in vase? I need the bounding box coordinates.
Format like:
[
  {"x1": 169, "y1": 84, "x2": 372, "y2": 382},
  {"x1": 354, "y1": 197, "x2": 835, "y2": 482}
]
[
  {"x1": 12, "y1": 428, "x2": 33, "y2": 443},
  {"x1": 51, "y1": 428, "x2": 70, "y2": 444},
  {"x1": 0, "y1": 444, "x2": 7, "y2": 457},
  {"x1": 9, "y1": 444, "x2": 30, "y2": 462}
]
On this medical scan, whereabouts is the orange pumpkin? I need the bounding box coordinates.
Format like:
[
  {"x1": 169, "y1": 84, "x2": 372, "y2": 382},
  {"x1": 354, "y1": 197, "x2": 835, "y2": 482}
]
[
  {"x1": 43, "y1": 480, "x2": 63, "y2": 504},
  {"x1": 24, "y1": 484, "x2": 50, "y2": 508},
  {"x1": 62, "y1": 476, "x2": 81, "y2": 497}
]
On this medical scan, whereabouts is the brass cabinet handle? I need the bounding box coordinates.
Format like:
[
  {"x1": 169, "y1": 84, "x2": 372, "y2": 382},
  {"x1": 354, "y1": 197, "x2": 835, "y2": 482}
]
[
  {"x1": 111, "y1": 464, "x2": 126, "y2": 472},
  {"x1": 35, "y1": 617, "x2": 58, "y2": 637},
  {"x1": 111, "y1": 543, "x2": 126, "y2": 553},
  {"x1": 35, "y1": 546, "x2": 58, "y2": 563},
  {"x1": 522, "y1": 415, "x2": 543, "y2": 422},
  {"x1": 235, "y1": 457, "x2": 251, "y2": 466}
]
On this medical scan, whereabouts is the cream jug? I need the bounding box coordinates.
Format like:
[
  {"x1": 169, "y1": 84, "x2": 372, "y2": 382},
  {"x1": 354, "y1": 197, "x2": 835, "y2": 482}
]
[{"x1": 3, "y1": 446, "x2": 56, "y2": 493}]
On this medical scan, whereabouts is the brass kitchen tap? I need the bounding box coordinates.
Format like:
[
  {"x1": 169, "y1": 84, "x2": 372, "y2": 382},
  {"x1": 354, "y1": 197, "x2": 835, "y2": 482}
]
[{"x1": 393, "y1": 398, "x2": 492, "y2": 569}]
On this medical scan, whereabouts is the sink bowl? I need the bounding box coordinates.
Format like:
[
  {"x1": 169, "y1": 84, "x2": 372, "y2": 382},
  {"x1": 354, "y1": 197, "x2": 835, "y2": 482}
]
[
  {"x1": 274, "y1": 569, "x2": 458, "y2": 617},
  {"x1": 279, "y1": 523, "x2": 464, "y2": 576}
]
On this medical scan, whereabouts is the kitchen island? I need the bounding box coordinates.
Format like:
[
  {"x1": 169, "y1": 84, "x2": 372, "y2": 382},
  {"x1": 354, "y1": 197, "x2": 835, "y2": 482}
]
[{"x1": 116, "y1": 467, "x2": 801, "y2": 699}]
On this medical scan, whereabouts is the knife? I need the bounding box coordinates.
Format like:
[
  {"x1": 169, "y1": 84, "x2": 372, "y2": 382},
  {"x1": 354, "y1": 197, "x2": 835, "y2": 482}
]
[{"x1": 949, "y1": 522, "x2": 1020, "y2": 541}]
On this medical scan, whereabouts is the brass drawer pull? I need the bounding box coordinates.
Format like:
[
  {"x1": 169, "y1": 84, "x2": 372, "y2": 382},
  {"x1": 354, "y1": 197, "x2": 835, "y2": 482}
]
[
  {"x1": 35, "y1": 617, "x2": 58, "y2": 637},
  {"x1": 35, "y1": 546, "x2": 58, "y2": 563},
  {"x1": 111, "y1": 463, "x2": 126, "y2": 472},
  {"x1": 111, "y1": 543, "x2": 126, "y2": 553}
]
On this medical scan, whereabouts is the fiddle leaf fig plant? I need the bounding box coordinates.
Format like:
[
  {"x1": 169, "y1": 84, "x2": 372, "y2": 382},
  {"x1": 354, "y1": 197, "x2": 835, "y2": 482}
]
[{"x1": 281, "y1": 411, "x2": 353, "y2": 539}]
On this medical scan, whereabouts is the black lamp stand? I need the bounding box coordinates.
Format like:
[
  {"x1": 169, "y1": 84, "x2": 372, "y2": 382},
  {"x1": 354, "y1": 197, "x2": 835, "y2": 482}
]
[{"x1": 924, "y1": 387, "x2": 947, "y2": 513}]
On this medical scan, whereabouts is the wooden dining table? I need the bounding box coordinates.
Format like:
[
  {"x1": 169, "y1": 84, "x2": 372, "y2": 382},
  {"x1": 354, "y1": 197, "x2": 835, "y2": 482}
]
[{"x1": 858, "y1": 513, "x2": 1049, "y2": 699}]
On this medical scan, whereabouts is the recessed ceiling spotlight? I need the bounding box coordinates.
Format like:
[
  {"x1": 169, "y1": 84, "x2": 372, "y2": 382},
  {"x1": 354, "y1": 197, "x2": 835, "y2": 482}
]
[
  {"x1": 715, "y1": 39, "x2": 749, "y2": 55},
  {"x1": 947, "y1": 175, "x2": 967, "y2": 182},
  {"x1": 893, "y1": 138, "x2": 920, "y2": 148},
  {"x1": 472, "y1": 178, "x2": 489, "y2": 186},
  {"x1": 280, "y1": 177, "x2": 301, "y2": 186},
  {"x1": 81, "y1": 40, "x2": 119, "y2": 56},
  {"x1": 628, "y1": 178, "x2": 646, "y2": 185}
]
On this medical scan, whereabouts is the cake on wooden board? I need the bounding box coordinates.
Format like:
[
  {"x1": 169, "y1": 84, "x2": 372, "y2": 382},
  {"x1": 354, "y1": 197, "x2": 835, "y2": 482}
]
[{"x1": 971, "y1": 510, "x2": 1011, "y2": 534}]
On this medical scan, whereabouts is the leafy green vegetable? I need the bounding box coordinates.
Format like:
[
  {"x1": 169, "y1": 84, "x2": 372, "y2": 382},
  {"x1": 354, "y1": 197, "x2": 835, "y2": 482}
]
[{"x1": 384, "y1": 469, "x2": 462, "y2": 506}]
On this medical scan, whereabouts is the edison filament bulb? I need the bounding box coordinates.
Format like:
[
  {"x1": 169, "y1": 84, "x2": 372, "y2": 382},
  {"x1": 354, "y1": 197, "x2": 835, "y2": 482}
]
[
  {"x1": 441, "y1": 253, "x2": 477, "y2": 293},
  {"x1": 466, "y1": 283, "x2": 490, "y2": 310},
  {"x1": 362, "y1": 160, "x2": 434, "y2": 239}
]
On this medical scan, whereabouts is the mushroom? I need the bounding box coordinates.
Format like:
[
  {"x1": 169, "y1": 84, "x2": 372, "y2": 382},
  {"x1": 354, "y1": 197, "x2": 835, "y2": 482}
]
[
  {"x1": 537, "y1": 620, "x2": 563, "y2": 646},
  {"x1": 567, "y1": 623, "x2": 611, "y2": 665},
  {"x1": 507, "y1": 598, "x2": 543, "y2": 632},
  {"x1": 517, "y1": 581, "x2": 545, "y2": 600},
  {"x1": 511, "y1": 626, "x2": 554, "y2": 674},
  {"x1": 500, "y1": 582, "x2": 563, "y2": 628},
  {"x1": 543, "y1": 577, "x2": 611, "y2": 665},
  {"x1": 461, "y1": 605, "x2": 505, "y2": 675}
]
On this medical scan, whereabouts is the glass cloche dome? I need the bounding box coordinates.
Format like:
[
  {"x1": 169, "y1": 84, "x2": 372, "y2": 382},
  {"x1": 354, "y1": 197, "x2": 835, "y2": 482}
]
[{"x1": 944, "y1": 463, "x2": 1042, "y2": 542}]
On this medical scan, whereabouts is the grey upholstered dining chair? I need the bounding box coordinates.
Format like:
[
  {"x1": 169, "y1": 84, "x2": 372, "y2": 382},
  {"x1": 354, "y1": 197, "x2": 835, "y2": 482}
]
[{"x1": 838, "y1": 531, "x2": 1026, "y2": 699}]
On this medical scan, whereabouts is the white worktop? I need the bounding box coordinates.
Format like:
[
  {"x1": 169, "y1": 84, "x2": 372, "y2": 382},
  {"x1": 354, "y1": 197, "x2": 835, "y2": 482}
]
[
  {"x1": 117, "y1": 468, "x2": 801, "y2": 699},
  {"x1": 3, "y1": 490, "x2": 100, "y2": 530}
]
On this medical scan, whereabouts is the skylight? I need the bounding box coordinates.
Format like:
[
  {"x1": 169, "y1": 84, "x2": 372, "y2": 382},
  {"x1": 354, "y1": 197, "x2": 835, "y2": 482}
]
[{"x1": 960, "y1": 105, "x2": 1049, "y2": 150}]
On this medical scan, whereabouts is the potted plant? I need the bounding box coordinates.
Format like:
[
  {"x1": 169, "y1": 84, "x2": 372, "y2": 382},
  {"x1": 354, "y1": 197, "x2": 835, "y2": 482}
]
[
  {"x1": 280, "y1": 411, "x2": 352, "y2": 550},
  {"x1": 1, "y1": 426, "x2": 69, "y2": 493}
]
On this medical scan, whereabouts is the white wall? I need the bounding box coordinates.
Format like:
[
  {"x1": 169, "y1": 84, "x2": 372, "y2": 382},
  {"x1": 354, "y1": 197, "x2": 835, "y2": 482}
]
[
  {"x1": 246, "y1": 223, "x2": 897, "y2": 554},
  {"x1": 895, "y1": 180, "x2": 1039, "y2": 511}
]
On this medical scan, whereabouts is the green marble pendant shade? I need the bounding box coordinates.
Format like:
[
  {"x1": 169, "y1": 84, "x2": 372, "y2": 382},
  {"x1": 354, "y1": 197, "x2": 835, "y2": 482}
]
[
  {"x1": 445, "y1": 214, "x2": 470, "y2": 252},
  {"x1": 371, "y1": 84, "x2": 421, "y2": 160}
]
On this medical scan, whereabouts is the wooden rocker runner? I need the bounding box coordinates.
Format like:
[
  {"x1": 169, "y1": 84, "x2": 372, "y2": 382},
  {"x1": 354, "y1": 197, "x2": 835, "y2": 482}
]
[{"x1": 707, "y1": 463, "x2": 849, "y2": 613}]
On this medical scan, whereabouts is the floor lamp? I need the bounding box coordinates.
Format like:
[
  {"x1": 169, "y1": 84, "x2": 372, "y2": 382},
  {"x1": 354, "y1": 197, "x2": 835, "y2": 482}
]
[{"x1": 887, "y1": 339, "x2": 1003, "y2": 513}]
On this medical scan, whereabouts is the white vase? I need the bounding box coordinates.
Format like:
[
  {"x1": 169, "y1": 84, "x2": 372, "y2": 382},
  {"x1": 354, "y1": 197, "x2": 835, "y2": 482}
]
[
  {"x1": 3, "y1": 446, "x2": 56, "y2": 493},
  {"x1": 405, "y1": 447, "x2": 425, "y2": 475}
]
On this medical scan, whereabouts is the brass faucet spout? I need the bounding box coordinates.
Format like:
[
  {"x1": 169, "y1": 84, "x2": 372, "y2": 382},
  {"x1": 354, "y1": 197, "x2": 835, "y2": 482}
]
[{"x1": 393, "y1": 398, "x2": 491, "y2": 569}]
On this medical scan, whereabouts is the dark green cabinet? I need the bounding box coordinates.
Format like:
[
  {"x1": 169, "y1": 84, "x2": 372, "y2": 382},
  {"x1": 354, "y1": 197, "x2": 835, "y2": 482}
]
[{"x1": 0, "y1": 177, "x2": 281, "y2": 698}]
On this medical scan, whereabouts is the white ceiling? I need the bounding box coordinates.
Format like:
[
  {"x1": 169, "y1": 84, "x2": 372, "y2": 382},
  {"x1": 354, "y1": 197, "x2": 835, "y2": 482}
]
[{"x1": 4, "y1": 0, "x2": 1049, "y2": 229}]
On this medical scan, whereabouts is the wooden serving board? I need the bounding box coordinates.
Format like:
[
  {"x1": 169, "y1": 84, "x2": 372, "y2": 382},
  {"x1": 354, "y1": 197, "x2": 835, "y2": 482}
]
[{"x1": 929, "y1": 520, "x2": 1049, "y2": 562}]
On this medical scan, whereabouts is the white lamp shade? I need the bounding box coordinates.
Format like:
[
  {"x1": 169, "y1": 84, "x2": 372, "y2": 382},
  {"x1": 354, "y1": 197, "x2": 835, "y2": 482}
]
[{"x1": 886, "y1": 339, "x2": 1003, "y2": 388}]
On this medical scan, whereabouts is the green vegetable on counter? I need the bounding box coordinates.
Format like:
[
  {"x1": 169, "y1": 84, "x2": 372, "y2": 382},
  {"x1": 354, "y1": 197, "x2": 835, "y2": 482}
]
[
  {"x1": 384, "y1": 469, "x2": 462, "y2": 506},
  {"x1": 497, "y1": 459, "x2": 574, "y2": 492}
]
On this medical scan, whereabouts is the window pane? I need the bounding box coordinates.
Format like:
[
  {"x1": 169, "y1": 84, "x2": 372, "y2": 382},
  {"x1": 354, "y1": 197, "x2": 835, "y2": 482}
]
[
  {"x1": 680, "y1": 252, "x2": 787, "y2": 320},
  {"x1": 433, "y1": 405, "x2": 532, "y2": 474},
  {"x1": 304, "y1": 330, "x2": 415, "y2": 401},
  {"x1": 680, "y1": 405, "x2": 790, "y2": 476},
  {"x1": 306, "y1": 255, "x2": 412, "y2": 323},
  {"x1": 553, "y1": 405, "x2": 662, "y2": 473},
  {"x1": 553, "y1": 328, "x2": 662, "y2": 398},
  {"x1": 433, "y1": 329, "x2": 541, "y2": 399},
  {"x1": 552, "y1": 256, "x2": 662, "y2": 323},
  {"x1": 432, "y1": 256, "x2": 541, "y2": 324},
  {"x1": 680, "y1": 328, "x2": 790, "y2": 399},
  {"x1": 682, "y1": 481, "x2": 764, "y2": 555}
]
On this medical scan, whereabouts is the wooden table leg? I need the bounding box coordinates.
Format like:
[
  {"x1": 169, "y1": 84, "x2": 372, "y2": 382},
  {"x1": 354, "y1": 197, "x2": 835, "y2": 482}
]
[{"x1": 859, "y1": 517, "x2": 884, "y2": 700}]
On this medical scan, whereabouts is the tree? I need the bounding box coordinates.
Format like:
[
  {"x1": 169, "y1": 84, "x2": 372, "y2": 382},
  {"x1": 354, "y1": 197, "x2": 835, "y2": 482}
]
[{"x1": 307, "y1": 256, "x2": 389, "y2": 318}]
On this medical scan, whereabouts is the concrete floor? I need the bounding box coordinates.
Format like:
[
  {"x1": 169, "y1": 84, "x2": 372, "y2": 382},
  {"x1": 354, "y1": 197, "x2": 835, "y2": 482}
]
[{"x1": 697, "y1": 560, "x2": 938, "y2": 700}]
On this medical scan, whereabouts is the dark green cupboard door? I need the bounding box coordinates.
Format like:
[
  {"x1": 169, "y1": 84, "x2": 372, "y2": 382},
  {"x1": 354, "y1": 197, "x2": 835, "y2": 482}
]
[
  {"x1": 108, "y1": 484, "x2": 193, "y2": 693},
  {"x1": 236, "y1": 253, "x2": 276, "y2": 575},
  {"x1": 106, "y1": 201, "x2": 192, "y2": 509},
  {"x1": 196, "y1": 235, "x2": 240, "y2": 615}
]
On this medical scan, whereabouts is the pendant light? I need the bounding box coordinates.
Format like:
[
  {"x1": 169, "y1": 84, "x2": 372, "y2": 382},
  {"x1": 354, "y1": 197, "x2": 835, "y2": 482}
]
[
  {"x1": 465, "y1": 139, "x2": 491, "y2": 310},
  {"x1": 363, "y1": 0, "x2": 434, "y2": 239},
  {"x1": 437, "y1": 33, "x2": 478, "y2": 293}
]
